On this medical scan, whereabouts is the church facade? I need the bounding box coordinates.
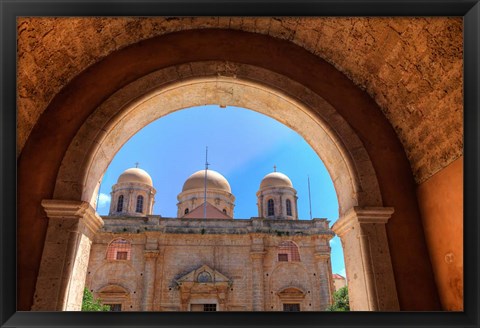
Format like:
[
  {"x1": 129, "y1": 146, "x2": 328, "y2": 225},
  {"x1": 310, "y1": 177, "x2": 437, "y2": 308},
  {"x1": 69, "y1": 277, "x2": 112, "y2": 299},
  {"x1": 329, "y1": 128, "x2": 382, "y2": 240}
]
[{"x1": 85, "y1": 167, "x2": 335, "y2": 311}]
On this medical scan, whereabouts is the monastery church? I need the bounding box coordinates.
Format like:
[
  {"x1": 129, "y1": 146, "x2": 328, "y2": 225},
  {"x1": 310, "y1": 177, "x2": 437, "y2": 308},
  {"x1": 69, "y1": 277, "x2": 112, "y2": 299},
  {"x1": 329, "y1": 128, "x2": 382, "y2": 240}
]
[{"x1": 85, "y1": 166, "x2": 337, "y2": 311}]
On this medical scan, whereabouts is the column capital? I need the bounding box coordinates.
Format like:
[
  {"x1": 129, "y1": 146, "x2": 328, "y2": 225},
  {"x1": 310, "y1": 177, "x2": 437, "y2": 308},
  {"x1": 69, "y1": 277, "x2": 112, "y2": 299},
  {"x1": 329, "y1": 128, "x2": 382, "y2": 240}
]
[
  {"x1": 144, "y1": 250, "x2": 160, "y2": 259},
  {"x1": 314, "y1": 252, "x2": 330, "y2": 260},
  {"x1": 250, "y1": 251, "x2": 266, "y2": 259},
  {"x1": 332, "y1": 206, "x2": 394, "y2": 237},
  {"x1": 41, "y1": 199, "x2": 104, "y2": 236}
]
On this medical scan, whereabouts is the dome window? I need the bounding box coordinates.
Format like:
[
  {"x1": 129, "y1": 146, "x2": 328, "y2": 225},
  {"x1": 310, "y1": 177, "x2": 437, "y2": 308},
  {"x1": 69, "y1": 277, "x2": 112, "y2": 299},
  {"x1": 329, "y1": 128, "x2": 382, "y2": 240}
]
[
  {"x1": 136, "y1": 195, "x2": 144, "y2": 213},
  {"x1": 286, "y1": 199, "x2": 292, "y2": 216},
  {"x1": 107, "y1": 238, "x2": 131, "y2": 261},
  {"x1": 267, "y1": 199, "x2": 275, "y2": 216},
  {"x1": 117, "y1": 195, "x2": 124, "y2": 212}
]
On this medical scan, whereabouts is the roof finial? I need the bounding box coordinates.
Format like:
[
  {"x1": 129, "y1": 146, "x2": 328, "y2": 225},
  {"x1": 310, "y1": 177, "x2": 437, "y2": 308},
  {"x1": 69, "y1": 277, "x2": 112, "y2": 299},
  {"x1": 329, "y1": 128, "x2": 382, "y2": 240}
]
[
  {"x1": 273, "y1": 164, "x2": 277, "y2": 172},
  {"x1": 135, "y1": 162, "x2": 139, "y2": 168}
]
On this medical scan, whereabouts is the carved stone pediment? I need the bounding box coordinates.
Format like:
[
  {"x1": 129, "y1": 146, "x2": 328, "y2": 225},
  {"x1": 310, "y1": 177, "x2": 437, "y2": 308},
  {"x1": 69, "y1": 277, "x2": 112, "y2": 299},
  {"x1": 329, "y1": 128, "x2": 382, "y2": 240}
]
[
  {"x1": 176, "y1": 264, "x2": 231, "y2": 286},
  {"x1": 277, "y1": 286, "x2": 306, "y2": 301},
  {"x1": 98, "y1": 284, "x2": 129, "y2": 298}
]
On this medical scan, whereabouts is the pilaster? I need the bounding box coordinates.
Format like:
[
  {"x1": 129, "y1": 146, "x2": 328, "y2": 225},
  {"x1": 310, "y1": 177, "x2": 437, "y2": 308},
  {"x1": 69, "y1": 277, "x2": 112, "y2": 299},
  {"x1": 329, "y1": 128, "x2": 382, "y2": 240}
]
[
  {"x1": 332, "y1": 206, "x2": 399, "y2": 311},
  {"x1": 142, "y1": 249, "x2": 159, "y2": 311},
  {"x1": 250, "y1": 234, "x2": 265, "y2": 311},
  {"x1": 32, "y1": 200, "x2": 104, "y2": 311}
]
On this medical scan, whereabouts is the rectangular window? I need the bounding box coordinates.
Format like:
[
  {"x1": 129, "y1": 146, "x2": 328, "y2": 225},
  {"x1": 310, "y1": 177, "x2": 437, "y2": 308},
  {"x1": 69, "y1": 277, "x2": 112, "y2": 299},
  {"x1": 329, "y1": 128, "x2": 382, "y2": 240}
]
[
  {"x1": 283, "y1": 303, "x2": 300, "y2": 312},
  {"x1": 278, "y1": 253, "x2": 288, "y2": 262},
  {"x1": 116, "y1": 251, "x2": 128, "y2": 260},
  {"x1": 190, "y1": 304, "x2": 217, "y2": 311},
  {"x1": 203, "y1": 304, "x2": 217, "y2": 312},
  {"x1": 106, "y1": 304, "x2": 122, "y2": 312}
]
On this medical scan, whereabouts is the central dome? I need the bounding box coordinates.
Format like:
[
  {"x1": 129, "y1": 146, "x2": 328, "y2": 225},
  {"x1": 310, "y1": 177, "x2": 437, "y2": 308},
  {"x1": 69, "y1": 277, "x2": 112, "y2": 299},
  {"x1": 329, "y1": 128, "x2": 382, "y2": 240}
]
[
  {"x1": 117, "y1": 167, "x2": 153, "y2": 186},
  {"x1": 259, "y1": 172, "x2": 293, "y2": 189},
  {"x1": 182, "y1": 170, "x2": 231, "y2": 193}
]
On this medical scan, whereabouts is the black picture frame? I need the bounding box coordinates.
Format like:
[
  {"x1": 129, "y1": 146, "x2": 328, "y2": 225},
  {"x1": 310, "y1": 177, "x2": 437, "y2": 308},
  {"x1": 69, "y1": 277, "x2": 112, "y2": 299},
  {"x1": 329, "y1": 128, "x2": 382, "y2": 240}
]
[{"x1": 1, "y1": 1, "x2": 479, "y2": 327}]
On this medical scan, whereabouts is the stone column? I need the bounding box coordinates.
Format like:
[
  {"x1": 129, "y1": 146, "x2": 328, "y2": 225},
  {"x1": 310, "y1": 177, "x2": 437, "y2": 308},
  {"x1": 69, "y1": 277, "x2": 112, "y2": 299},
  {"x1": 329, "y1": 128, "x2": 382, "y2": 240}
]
[
  {"x1": 250, "y1": 234, "x2": 265, "y2": 311},
  {"x1": 332, "y1": 207, "x2": 399, "y2": 311},
  {"x1": 31, "y1": 200, "x2": 104, "y2": 311},
  {"x1": 149, "y1": 191, "x2": 155, "y2": 215},
  {"x1": 314, "y1": 247, "x2": 334, "y2": 310},
  {"x1": 142, "y1": 250, "x2": 159, "y2": 311}
]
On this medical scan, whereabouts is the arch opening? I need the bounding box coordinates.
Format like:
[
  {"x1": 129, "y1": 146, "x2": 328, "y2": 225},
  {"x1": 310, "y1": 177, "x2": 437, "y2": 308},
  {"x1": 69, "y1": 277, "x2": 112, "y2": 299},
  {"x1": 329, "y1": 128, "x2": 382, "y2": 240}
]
[{"x1": 54, "y1": 65, "x2": 383, "y2": 218}]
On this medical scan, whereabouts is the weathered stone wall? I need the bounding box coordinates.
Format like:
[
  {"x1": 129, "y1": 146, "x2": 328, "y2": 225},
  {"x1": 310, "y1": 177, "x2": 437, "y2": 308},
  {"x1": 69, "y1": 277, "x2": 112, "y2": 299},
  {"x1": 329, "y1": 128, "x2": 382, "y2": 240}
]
[
  {"x1": 85, "y1": 217, "x2": 334, "y2": 311},
  {"x1": 17, "y1": 17, "x2": 463, "y2": 183}
]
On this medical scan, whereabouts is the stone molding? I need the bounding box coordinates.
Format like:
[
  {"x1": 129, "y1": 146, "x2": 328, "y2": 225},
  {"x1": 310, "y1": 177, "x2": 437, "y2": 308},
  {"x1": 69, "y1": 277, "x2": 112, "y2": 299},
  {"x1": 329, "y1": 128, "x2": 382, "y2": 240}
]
[
  {"x1": 332, "y1": 206, "x2": 394, "y2": 237},
  {"x1": 144, "y1": 250, "x2": 160, "y2": 259},
  {"x1": 41, "y1": 199, "x2": 104, "y2": 237}
]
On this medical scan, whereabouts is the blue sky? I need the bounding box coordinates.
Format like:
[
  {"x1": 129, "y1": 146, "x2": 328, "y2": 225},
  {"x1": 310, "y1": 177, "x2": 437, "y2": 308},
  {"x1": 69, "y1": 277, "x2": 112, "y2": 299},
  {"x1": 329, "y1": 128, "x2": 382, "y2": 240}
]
[{"x1": 96, "y1": 105, "x2": 346, "y2": 277}]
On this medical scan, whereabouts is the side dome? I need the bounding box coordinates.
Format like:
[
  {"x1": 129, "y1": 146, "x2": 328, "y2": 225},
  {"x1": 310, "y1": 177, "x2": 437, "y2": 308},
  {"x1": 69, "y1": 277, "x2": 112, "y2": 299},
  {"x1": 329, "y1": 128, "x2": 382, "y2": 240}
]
[
  {"x1": 117, "y1": 168, "x2": 153, "y2": 186},
  {"x1": 182, "y1": 170, "x2": 231, "y2": 193},
  {"x1": 259, "y1": 172, "x2": 293, "y2": 189}
]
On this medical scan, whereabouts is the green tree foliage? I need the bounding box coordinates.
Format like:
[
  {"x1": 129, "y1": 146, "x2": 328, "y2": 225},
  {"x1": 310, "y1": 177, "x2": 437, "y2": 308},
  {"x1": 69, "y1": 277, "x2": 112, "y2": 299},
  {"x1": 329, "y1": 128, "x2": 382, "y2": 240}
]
[
  {"x1": 81, "y1": 288, "x2": 110, "y2": 311},
  {"x1": 327, "y1": 286, "x2": 350, "y2": 311}
]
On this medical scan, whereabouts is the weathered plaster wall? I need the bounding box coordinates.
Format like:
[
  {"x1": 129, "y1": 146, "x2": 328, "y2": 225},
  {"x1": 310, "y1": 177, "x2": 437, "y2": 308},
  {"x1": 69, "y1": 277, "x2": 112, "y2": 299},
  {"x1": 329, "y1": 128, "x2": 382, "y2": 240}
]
[
  {"x1": 417, "y1": 157, "x2": 463, "y2": 311},
  {"x1": 17, "y1": 17, "x2": 463, "y2": 183}
]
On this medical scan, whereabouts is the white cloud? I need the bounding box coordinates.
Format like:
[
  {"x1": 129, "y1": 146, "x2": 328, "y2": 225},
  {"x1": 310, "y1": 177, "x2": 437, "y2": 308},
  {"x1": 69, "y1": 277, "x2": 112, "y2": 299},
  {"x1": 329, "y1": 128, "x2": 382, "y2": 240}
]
[{"x1": 98, "y1": 193, "x2": 111, "y2": 208}]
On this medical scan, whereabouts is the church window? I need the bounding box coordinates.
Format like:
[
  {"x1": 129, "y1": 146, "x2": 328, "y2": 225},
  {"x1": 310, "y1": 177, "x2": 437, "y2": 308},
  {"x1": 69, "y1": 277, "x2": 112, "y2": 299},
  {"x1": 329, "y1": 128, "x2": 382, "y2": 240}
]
[
  {"x1": 107, "y1": 238, "x2": 131, "y2": 261},
  {"x1": 184, "y1": 208, "x2": 189, "y2": 214},
  {"x1": 203, "y1": 304, "x2": 217, "y2": 311},
  {"x1": 191, "y1": 304, "x2": 217, "y2": 311},
  {"x1": 136, "y1": 195, "x2": 144, "y2": 213},
  {"x1": 277, "y1": 240, "x2": 300, "y2": 262},
  {"x1": 267, "y1": 199, "x2": 275, "y2": 216},
  {"x1": 278, "y1": 254, "x2": 288, "y2": 262},
  {"x1": 283, "y1": 303, "x2": 300, "y2": 312},
  {"x1": 286, "y1": 199, "x2": 292, "y2": 216},
  {"x1": 116, "y1": 252, "x2": 128, "y2": 260},
  {"x1": 117, "y1": 195, "x2": 124, "y2": 212}
]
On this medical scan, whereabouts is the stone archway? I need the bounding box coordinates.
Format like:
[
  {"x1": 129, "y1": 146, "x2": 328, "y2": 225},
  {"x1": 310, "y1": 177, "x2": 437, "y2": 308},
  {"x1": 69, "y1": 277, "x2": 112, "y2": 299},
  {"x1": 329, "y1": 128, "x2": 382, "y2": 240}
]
[
  {"x1": 19, "y1": 29, "x2": 438, "y2": 311},
  {"x1": 38, "y1": 63, "x2": 398, "y2": 311}
]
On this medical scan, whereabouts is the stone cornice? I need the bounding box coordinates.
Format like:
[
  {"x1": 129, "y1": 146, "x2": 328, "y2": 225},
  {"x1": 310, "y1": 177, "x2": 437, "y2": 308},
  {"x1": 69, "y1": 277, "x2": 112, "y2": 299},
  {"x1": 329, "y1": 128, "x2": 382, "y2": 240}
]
[
  {"x1": 100, "y1": 216, "x2": 335, "y2": 237},
  {"x1": 144, "y1": 250, "x2": 160, "y2": 258},
  {"x1": 41, "y1": 199, "x2": 104, "y2": 235},
  {"x1": 331, "y1": 206, "x2": 394, "y2": 237}
]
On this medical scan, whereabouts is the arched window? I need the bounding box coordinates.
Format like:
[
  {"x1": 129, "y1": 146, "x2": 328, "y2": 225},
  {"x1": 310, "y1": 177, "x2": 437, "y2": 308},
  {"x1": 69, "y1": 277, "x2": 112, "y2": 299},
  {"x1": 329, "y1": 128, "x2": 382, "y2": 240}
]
[
  {"x1": 136, "y1": 195, "x2": 144, "y2": 213},
  {"x1": 286, "y1": 199, "x2": 292, "y2": 216},
  {"x1": 277, "y1": 241, "x2": 300, "y2": 262},
  {"x1": 222, "y1": 209, "x2": 227, "y2": 214},
  {"x1": 117, "y1": 195, "x2": 124, "y2": 212},
  {"x1": 184, "y1": 208, "x2": 189, "y2": 214},
  {"x1": 106, "y1": 238, "x2": 131, "y2": 261},
  {"x1": 267, "y1": 199, "x2": 275, "y2": 216}
]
